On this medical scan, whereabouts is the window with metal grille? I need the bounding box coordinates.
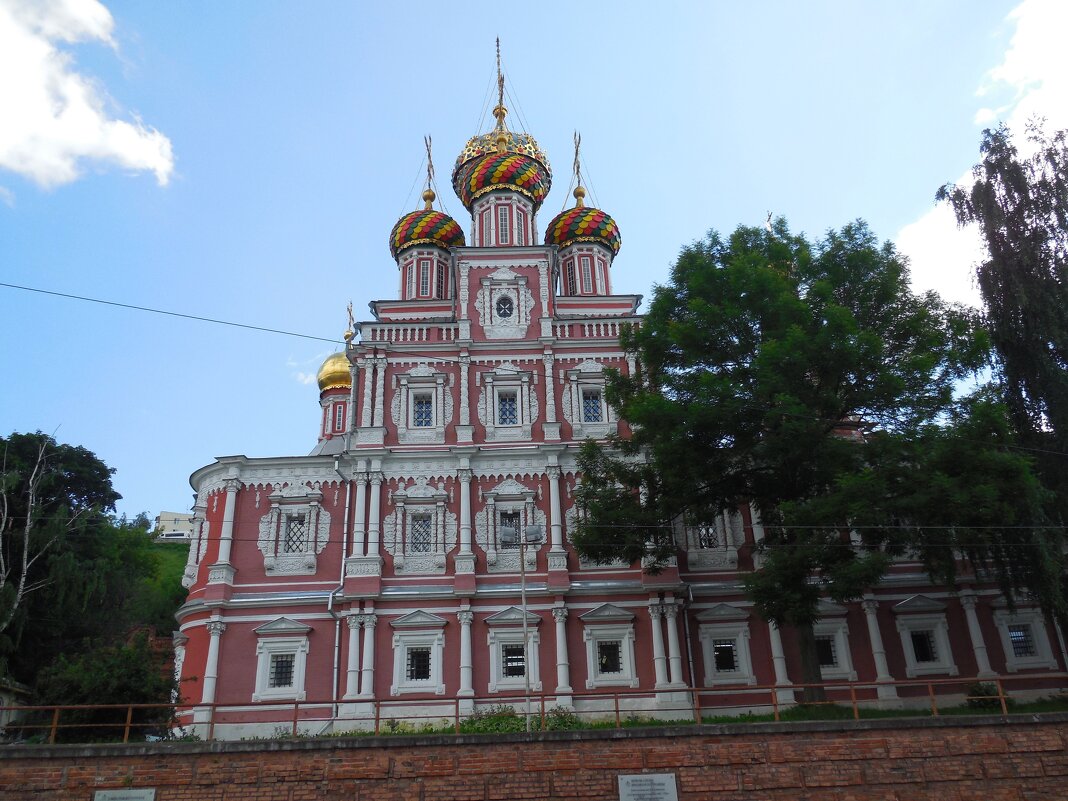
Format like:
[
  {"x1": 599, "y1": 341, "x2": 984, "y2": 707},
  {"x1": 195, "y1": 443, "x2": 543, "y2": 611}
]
[
  {"x1": 502, "y1": 644, "x2": 526, "y2": 677},
  {"x1": 268, "y1": 653, "x2": 295, "y2": 688},
  {"x1": 815, "y1": 636, "x2": 838, "y2": 668},
  {"x1": 436, "y1": 262, "x2": 447, "y2": 299},
  {"x1": 409, "y1": 514, "x2": 432, "y2": 553},
  {"x1": 499, "y1": 511, "x2": 521, "y2": 548},
  {"x1": 413, "y1": 394, "x2": 433, "y2": 427},
  {"x1": 712, "y1": 639, "x2": 738, "y2": 672},
  {"x1": 406, "y1": 647, "x2": 431, "y2": 681},
  {"x1": 1008, "y1": 624, "x2": 1037, "y2": 657},
  {"x1": 910, "y1": 630, "x2": 938, "y2": 663},
  {"x1": 498, "y1": 390, "x2": 518, "y2": 425},
  {"x1": 597, "y1": 641, "x2": 622, "y2": 674},
  {"x1": 581, "y1": 256, "x2": 593, "y2": 293},
  {"x1": 283, "y1": 514, "x2": 308, "y2": 553},
  {"x1": 582, "y1": 389, "x2": 603, "y2": 423},
  {"x1": 497, "y1": 205, "x2": 510, "y2": 244},
  {"x1": 693, "y1": 526, "x2": 718, "y2": 549}
]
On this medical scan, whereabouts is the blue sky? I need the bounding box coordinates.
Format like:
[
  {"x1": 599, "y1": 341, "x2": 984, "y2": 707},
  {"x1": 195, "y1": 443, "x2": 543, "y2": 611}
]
[{"x1": 2, "y1": 1, "x2": 1066, "y2": 518}]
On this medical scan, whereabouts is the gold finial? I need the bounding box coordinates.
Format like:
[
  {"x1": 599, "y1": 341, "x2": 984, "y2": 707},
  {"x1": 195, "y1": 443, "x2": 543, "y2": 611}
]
[
  {"x1": 344, "y1": 301, "x2": 355, "y2": 342},
  {"x1": 423, "y1": 135, "x2": 436, "y2": 208},
  {"x1": 492, "y1": 37, "x2": 509, "y2": 151},
  {"x1": 573, "y1": 131, "x2": 585, "y2": 207}
]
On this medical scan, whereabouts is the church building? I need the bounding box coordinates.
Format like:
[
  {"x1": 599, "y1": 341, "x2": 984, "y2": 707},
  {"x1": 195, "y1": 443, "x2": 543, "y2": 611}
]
[{"x1": 174, "y1": 66, "x2": 1064, "y2": 738}]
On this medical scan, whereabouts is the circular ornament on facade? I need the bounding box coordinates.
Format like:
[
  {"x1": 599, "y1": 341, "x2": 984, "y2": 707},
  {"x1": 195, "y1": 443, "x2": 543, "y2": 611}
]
[
  {"x1": 495, "y1": 295, "x2": 514, "y2": 319},
  {"x1": 544, "y1": 206, "x2": 622, "y2": 256},
  {"x1": 389, "y1": 209, "x2": 466, "y2": 259}
]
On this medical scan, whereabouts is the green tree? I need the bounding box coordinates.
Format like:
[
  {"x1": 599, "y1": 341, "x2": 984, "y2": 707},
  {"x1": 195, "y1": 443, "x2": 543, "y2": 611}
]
[{"x1": 572, "y1": 220, "x2": 1044, "y2": 693}]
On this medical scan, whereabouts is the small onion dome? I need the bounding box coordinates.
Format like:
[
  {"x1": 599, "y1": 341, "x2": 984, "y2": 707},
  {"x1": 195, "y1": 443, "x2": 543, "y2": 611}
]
[
  {"x1": 453, "y1": 152, "x2": 551, "y2": 212},
  {"x1": 544, "y1": 201, "x2": 622, "y2": 256},
  {"x1": 317, "y1": 352, "x2": 351, "y2": 392},
  {"x1": 388, "y1": 202, "x2": 465, "y2": 259}
]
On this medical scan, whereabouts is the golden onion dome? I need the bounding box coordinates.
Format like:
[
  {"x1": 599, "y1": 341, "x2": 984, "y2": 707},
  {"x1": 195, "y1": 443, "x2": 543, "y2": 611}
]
[{"x1": 317, "y1": 352, "x2": 351, "y2": 392}]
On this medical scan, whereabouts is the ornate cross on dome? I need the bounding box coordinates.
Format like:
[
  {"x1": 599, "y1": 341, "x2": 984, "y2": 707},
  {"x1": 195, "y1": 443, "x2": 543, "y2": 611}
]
[
  {"x1": 572, "y1": 131, "x2": 586, "y2": 208},
  {"x1": 422, "y1": 135, "x2": 436, "y2": 209},
  {"x1": 493, "y1": 37, "x2": 509, "y2": 152}
]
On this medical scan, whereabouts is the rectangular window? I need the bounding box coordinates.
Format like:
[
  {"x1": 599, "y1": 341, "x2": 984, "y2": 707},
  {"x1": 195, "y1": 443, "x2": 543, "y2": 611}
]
[
  {"x1": 565, "y1": 261, "x2": 577, "y2": 295},
  {"x1": 582, "y1": 389, "x2": 603, "y2": 423},
  {"x1": 581, "y1": 256, "x2": 593, "y2": 293},
  {"x1": 268, "y1": 653, "x2": 295, "y2": 688},
  {"x1": 596, "y1": 257, "x2": 607, "y2": 294},
  {"x1": 815, "y1": 636, "x2": 838, "y2": 668},
  {"x1": 712, "y1": 639, "x2": 738, "y2": 673},
  {"x1": 502, "y1": 644, "x2": 526, "y2": 678},
  {"x1": 597, "y1": 641, "x2": 623, "y2": 675},
  {"x1": 419, "y1": 260, "x2": 431, "y2": 297},
  {"x1": 497, "y1": 205, "x2": 510, "y2": 244},
  {"x1": 406, "y1": 647, "x2": 431, "y2": 681},
  {"x1": 413, "y1": 394, "x2": 433, "y2": 427},
  {"x1": 436, "y1": 262, "x2": 447, "y2": 299},
  {"x1": 333, "y1": 403, "x2": 345, "y2": 432},
  {"x1": 497, "y1": 390, "x2": 518, "y2": 425},
  {"x1": 910, "y1": 630, "x2": 938, "y2": 663},
  {"x1": 283, "y1": 514, "x2": 308, "y2": 554},
  {"x1": 516, "y1": 209, "x2": 526, "y2": 245},
  {"x1": 409, "y1": 514, "x2": 432, "y2": 553},
  {"x1": 1008, "y1": 624, "x2": 1037, "y2": 658},
  {"x1": 499, "y1": 511, "x2": 521, "y2": 548}
]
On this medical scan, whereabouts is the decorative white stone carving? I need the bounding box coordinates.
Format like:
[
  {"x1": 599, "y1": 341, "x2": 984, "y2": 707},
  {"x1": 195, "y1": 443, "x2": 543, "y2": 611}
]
[
  {"x1": 257, "y1": 482, "x2": 332, "y2": 576},
  {"x1": 381, "y1": 476, "x2": 457, "y2": 575},
  {"x1": 474, "y1": 268, "x2": 535, "y2": 340},
  {"x1": 474, "y1": 477, "x2": 546, "y2": 573}
]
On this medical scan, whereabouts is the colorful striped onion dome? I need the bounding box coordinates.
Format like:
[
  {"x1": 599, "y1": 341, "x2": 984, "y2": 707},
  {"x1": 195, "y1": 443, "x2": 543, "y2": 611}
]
[
  {"x1": 453, "y1": 151, "x2": 552, "y2": 212},
  {"x1": 544, "y1": 203, "x2": 621, "y2": 256},
  {"x1": 389, "y1": 207, "x2": 466, "y2": 259},
  {"x1": 453, "y1": 128, "x2": 551, "y2": 186}
]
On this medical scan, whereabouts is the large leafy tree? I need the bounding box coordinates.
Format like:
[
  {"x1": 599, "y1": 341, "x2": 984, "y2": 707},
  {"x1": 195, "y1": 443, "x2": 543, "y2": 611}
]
[{"x1": 573, "y1": 220, "x2": 1048, "y2": 691}]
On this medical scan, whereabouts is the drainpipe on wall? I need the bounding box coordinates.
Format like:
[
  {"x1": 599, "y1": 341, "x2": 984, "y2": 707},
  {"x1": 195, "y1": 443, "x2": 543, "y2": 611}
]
[
  {"x1": 326, "y1": 455, "x2": 353, "y2": 731},
  {"x1": 683, "y1": 584, "x2": 697, "y2": 696}
]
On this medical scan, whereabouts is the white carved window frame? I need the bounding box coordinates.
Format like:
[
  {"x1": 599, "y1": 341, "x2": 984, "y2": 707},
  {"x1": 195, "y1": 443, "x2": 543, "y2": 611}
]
[
  {"x1": 487, "y1": 623, "x2": 542, "y2": 693},
  {"x1": 253, "y1": 621, "x2": 310, "y2": 702},
  {"x1": 392, "y1": 364, "x2": 451, "y2": 445},
  {"x1": 993, "y1": 608, "x2": 1057, "y2": 672},
  {"x1": 474, "y1": 266, "x2": 533, "y2": 340},
  {"x1": 813, "y1": 616, "x2": 857, "y2": 682},
  {"x1": 479, "y1": 364, "x2": 537, "y2": 442},
  {"x1": 563, "y1": 361, "x2": 616, "y2": 439},
  {"x1": 582, "y1": 623, "x2": 638, "y2": 689},
  {"x1": 389, "y1": 478, "x2": 451, "y2": 574},
  {"x1": 390, "y1": 628, "x2": 446, "y2": 696},
  {"x1": 479, "y1": 480, "x2": 541, "y2": 572},
  {"x1": 681, "y1": 510, "x2": 741, "y2": 571},
  {"x1": 894, "y1": 612, "x2": 958, "y2": 678},
  {"x1": 698, "y1": 621, "x2": 757, "y2": 686},
  {"x1": 257, "y1": 484, "x2": 330, "y2": 577}
]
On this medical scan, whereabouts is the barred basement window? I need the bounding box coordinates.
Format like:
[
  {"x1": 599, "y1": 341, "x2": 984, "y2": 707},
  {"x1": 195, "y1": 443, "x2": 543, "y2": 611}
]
[
  {"x1": 1008, "y1": 624, "x2": 1037, "y2": 658},
  {"x1": 413, "y1": 394, "x2": 433, "y2": 427},
  {"x1": 406, "y1": 647, "x2": 431, "y2": 681},
  {"x1": 501, "y1": 644, "x2": 526, "y2": 678},
  {"x1": 910, "y1": 630, "x2": 938, "y2": 663},
  {"x1": 268, "y1": 653, "x2": 295, "y2": 688},
  {"x1": 597, "y1": 641, "x2": 622, "y2": 674},
  {"x1": 500, "y1": 511, "x2": 521, "y2": 549},
  {"x1": 712, "y1": 639, "x2": 738, "y2": 672},
  {"x1": 498, "y1": 391, "x2": 518, "y2": 425},
  {"x1": 283, "y1": 514, "x2": 308, "y2": 554},
  {"x1": 582, "y1": 389, "x2": 603, "y2": 423},
  {"x1": 815, "y1": 636, "x2": 838, "y2": 668},
  {"x1": 410, "y1": 514, "x2": 432, "y2": 553}
]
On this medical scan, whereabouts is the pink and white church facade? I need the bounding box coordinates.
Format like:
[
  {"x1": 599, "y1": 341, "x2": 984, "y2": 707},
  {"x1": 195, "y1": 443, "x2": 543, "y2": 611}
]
[{"x1": 175, "y1": 81, "x2": 1067, "y2": 738}]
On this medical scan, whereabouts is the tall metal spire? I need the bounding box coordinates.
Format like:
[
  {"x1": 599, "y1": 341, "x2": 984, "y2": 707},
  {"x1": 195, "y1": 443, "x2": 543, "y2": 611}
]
[
  {"x1": 572, "y1": 131, "x2": 586, "y2": 208},
  {"x1": 422, "y1": 135, "x2": 436, "y2": 209},
  {"x1": 493, "y1": 37, "x2": 509, "y2": 151}
]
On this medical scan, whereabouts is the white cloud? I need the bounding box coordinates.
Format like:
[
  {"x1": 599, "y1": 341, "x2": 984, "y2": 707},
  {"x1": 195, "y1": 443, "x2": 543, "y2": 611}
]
[
  {"x1": 0, "y1": 0, "x2": 173, "y2": 188},
  {"x1": 294, "y1": 372, "x2": 317, "y2": 386},
  {"x1": 0, "y1": 186, "x2": 13, "y2": 207},
  {"x1": 898, "y1": 0, "x2": 1068, "y2": 306}
]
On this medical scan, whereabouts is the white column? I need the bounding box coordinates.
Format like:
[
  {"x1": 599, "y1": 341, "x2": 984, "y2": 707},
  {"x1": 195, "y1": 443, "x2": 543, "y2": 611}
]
[
  {"x1": 352, "y1": 471, "x2": 368, "y2": 558},
  {"x1": 664, "y1": 602, "x2": 684, "y2": 685},
  {"x1": 459, "y1": 353, "x2": 471, "y2": 429},
  {"x1": 547, "y1": 465, "x2": 564, "y2": 552},
  {"x1": 359, "y1": 613, "x2": 376, "y2": 698},
  {"x1": 543, "y1": 352, "x2": 557, "y2": 423},
  {"x1": 360, "y1": 357, "x2": 373, "y2": 427},
  {"x1": 552, "y1": 606, "x2": 572, "y2": 696},
  {"x1": 347, "y1": 359, "x2": 359, "y2": 433},
  {"x1": 367, "y1": 472, "x2": 383, "y2": 557},
  {"x1": 768, "y1": 622, "x2": 794, "y2": 703},
  {"x1": 458, "y1": 610, "x2": 474, "y2": 698},
  {"x1": 649, "y1": 604, "x2": 668, "y2": 687},
  {"x1": 214, "y1": 479, "x2": 239, "y2": 566},
  {"x1": 861, "y1": 596, "x2": 899, "y2": 700},
  {"x1": 960, "y1": 592, "x2": 995, "y2": 677},
  {"x1": 458, "y1": 469, "x2": 473, "y2": 554},
  {"x1": 201, "y1": 620, "x2": 226, "y2": 705},
  {"x1": 344, "y1": 614, "x2": 362, "y2": 698},
  {"x1": 372, "y1": 357, "x2": 386, "y2": 427}
]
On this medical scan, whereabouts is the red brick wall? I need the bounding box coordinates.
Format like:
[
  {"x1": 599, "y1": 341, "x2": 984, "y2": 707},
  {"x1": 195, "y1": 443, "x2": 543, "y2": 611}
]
[{"x1": 2, "y1": 715, "x2": 1067, "y2": 800}]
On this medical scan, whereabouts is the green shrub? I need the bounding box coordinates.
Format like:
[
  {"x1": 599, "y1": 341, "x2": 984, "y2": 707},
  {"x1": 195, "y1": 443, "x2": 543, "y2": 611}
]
[{"x1": 965, "y1": 682, "x2": 1004, "y2": 710}]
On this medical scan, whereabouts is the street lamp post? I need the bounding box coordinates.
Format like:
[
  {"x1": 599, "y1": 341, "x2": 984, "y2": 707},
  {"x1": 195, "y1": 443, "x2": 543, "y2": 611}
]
[{"x1": 501, "y1": 523, "x2": 543, "y2": 733}]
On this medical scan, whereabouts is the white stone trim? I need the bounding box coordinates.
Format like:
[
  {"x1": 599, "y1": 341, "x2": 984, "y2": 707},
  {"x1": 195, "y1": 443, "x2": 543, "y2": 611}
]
[
  {"x1": 487, "y1": 627, "x2": 542, "y2": 693},
  {"x1": 253, "y1": 624, "x2": 310, "y2": 702},
  {"x1": 582, "y1": 623, "x2": 638, "y2": 689},
  {"x1": 390, "y1": 627, "x2": 446, "y2": 696},
  {"x1": 894, "y1": 610, "x2": 958, "y2": 678},
  {"x1": 698, "y1": 620, "x2": 757, "y2": 686},
  {"x1": 813, "y1": 617, "x2": 857, "y2": 682},
  {"x1": 993, "y1": 608, "x2": 1058, "y2": 672}
]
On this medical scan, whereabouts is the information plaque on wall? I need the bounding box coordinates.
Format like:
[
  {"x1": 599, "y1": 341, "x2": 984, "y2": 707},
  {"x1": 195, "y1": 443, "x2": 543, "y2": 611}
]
[
  {"x1": 93, "y1": 791, "x2": 156, "y2": 801},
  {"x1": 618, "y1": 773, "x2": 679, "y2": 801}
]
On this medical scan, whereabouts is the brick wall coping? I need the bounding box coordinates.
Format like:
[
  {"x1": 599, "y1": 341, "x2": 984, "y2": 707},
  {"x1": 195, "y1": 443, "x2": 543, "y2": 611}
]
[{"x1": 5, "y1": 711, "x2": 1068, "y2": 760}]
